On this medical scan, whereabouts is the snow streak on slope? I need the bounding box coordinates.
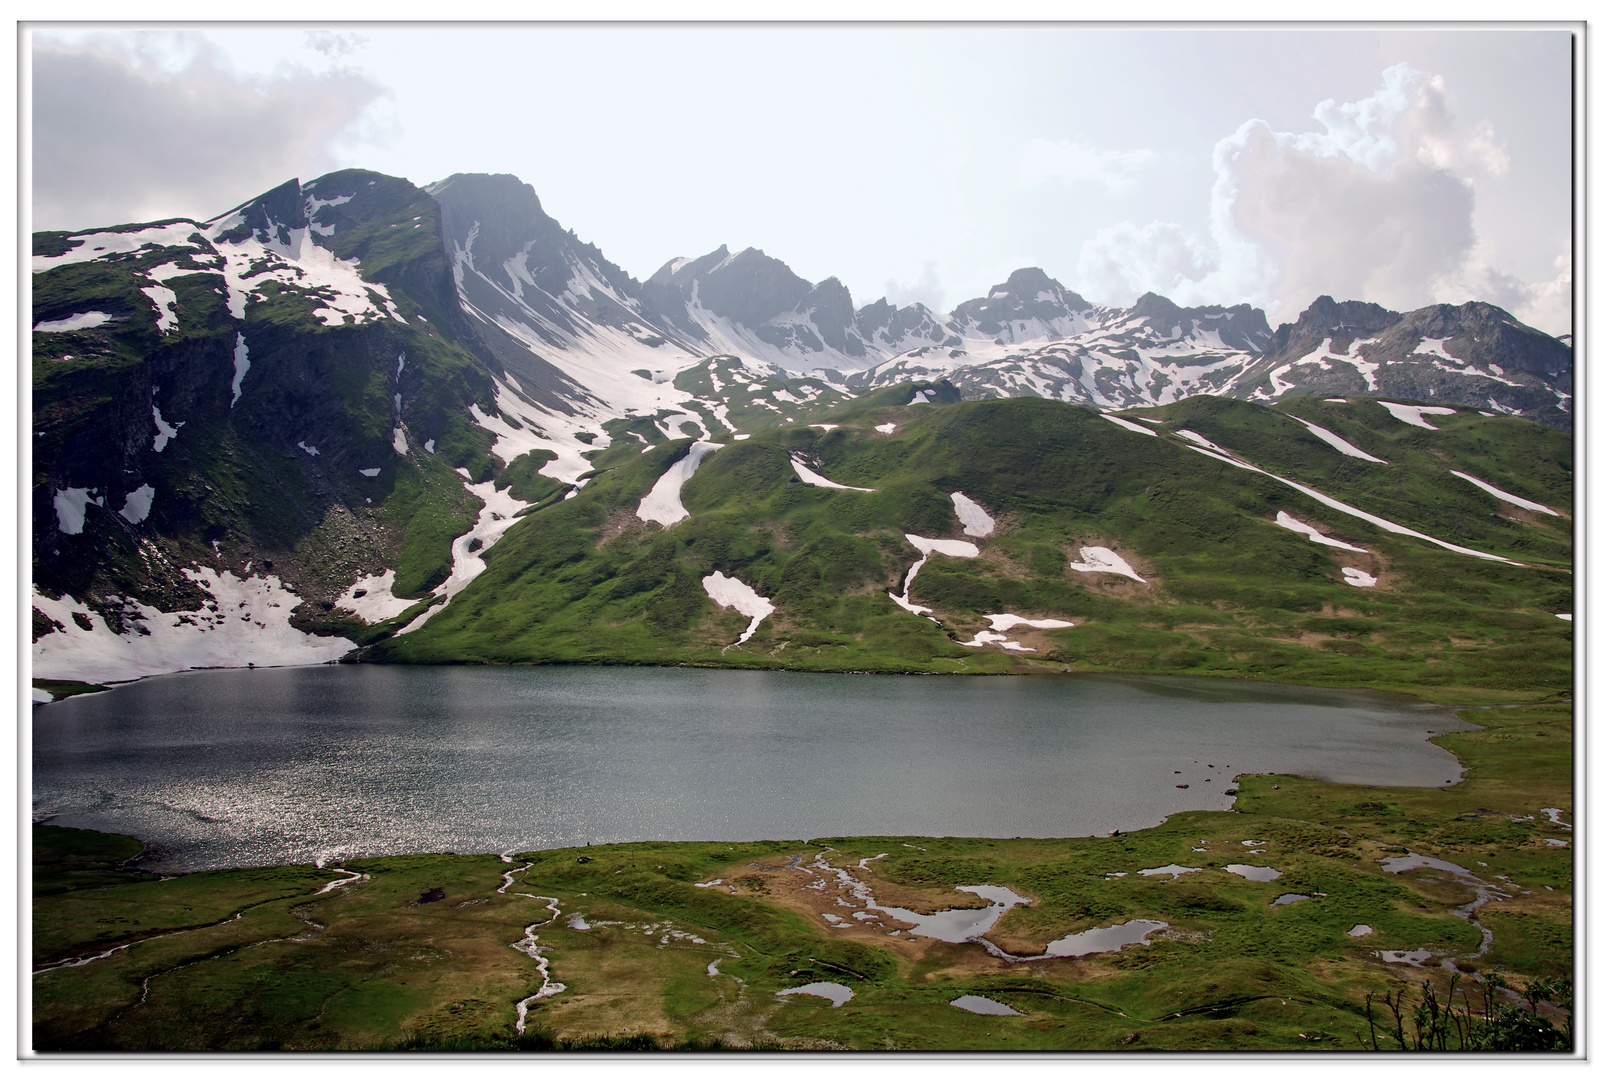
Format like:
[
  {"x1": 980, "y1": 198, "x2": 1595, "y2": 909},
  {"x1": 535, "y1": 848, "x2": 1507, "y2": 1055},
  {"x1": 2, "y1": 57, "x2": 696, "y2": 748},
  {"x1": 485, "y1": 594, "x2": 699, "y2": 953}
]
[
  {"x1": 1449, "y1": 471, "x2": 1560, "y2": 516},
  {"x1": 1179, "y1": 442, "x2": 1519, "y2": 564},
  {"x1": 637, "y1": 442, "x2": 722, "y2": 527},
  {"x1": 1292, "y1": 417, "x2": 1387, "y2": 463}
]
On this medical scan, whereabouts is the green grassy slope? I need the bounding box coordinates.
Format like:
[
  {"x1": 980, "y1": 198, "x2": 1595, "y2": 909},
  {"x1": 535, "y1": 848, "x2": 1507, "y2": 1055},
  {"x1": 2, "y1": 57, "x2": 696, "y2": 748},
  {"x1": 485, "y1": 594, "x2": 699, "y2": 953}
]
[{"x1": 369, "y1": 395, "x2": 1571, "y2": 698}]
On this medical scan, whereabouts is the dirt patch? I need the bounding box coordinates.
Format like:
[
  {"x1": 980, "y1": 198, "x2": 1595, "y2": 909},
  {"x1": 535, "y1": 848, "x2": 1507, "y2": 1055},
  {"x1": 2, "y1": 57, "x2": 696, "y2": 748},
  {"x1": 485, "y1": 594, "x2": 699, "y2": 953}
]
[{"x1": 596, "y1": 508, "x2": 648, "y2": 549}]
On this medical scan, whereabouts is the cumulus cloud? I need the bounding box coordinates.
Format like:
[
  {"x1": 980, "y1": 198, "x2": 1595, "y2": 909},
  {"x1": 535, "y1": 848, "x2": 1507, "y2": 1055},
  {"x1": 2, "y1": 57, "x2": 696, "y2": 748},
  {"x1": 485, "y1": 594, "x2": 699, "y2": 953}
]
[
  {"x1": 1072, "y1": 63, "x2": 1566, "y2": 333},
  {"x1": 1018, "y1": 138, "x2": 1160, "y2": 195},
  {"x1": 31, "y1": 32, "x2": 391, "y2": 231}
]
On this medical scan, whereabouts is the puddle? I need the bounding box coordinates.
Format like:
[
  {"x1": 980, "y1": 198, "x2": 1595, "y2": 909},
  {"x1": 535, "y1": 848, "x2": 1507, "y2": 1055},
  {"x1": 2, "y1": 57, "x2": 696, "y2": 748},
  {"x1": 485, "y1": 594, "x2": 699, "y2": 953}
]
[
  {"x1": 952, "y1": 995, "x2": 1022, "y2": 1016},
  {"x1": 1348, "y1": 924, "x2": 1375, "y2": 937},
  {"x1": 1138, "y1": 864, "x2": 1202, "y2": 879},
  {"x1": 777, "y1": 982, "x2": 854, "y2": 1007},
  {"x1": 1225, "y1": 864, "x2": 1282, "y2": 882},
  {"x1": 1379, "y1": 854, "x2": 1476, "y2": 877},
  {"x1": 1271, "y1": 893, "x2": 1311, "y2": 905},
  {"x1": 872, "y1": 885, "x2": 1030, "y2": 943},
  {"x1": 1035, "y1": 919, "x2": 1169, "y2": 958},
  {"x1": 1380, "y1": 949, "x2": 1434, "y2": 966}
]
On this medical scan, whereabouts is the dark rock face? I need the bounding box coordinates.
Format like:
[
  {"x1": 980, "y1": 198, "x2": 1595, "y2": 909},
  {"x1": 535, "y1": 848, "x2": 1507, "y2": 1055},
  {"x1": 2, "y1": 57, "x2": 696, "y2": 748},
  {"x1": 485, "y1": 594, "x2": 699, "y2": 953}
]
[
  {"x1": 694, "y1": 248, "x2": 814, "y2": 327},
  {"x1": 1230, "y1": 296, "x2": 1571, "y2": 429},
  {"x1": 950, "y1": 267, "x2": 1091, "y2": 340}
]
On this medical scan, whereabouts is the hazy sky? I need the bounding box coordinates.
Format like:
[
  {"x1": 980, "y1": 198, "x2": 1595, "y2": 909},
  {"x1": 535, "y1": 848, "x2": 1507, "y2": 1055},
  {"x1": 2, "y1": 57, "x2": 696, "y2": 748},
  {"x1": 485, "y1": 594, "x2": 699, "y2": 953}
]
[{"x1": 30, "y1": 25, "x2": 1575, "y2": 333}]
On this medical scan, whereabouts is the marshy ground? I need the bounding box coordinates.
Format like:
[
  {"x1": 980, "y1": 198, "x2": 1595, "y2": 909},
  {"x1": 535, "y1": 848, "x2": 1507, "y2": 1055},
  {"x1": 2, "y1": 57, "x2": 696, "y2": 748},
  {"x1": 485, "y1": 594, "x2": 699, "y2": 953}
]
[{"x1": 31, "y1": 697, "x2": 1571, "y2": 1052}]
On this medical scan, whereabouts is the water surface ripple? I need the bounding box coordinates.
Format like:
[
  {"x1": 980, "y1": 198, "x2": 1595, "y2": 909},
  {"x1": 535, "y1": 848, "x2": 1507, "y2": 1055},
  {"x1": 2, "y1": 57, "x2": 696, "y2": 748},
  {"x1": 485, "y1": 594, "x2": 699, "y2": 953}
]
[{"x1": 32, "y1": 666, "x2": 1469, "y2": 872}]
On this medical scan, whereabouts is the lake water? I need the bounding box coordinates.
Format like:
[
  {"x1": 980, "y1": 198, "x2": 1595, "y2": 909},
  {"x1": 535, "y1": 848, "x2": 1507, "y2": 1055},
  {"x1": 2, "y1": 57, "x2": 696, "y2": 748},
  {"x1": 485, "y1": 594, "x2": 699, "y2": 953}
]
[{"x1": 31, "y1": 665, "x2": 1470, "y2": 872}]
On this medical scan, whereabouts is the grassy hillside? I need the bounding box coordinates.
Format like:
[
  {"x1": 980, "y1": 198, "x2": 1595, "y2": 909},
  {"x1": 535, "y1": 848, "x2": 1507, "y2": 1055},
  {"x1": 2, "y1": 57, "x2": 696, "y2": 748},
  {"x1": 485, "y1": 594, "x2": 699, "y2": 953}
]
[{"x1": 369, "y1": 395, "x2": 1571, "y2": 699}]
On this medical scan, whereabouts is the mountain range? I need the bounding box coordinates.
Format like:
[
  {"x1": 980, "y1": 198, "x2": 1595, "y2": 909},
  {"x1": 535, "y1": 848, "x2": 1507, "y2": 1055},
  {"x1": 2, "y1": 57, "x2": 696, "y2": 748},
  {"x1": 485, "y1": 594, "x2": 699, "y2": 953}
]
[{"x1": 30, "y1": 169, "x2": 1574, "y2": 695}]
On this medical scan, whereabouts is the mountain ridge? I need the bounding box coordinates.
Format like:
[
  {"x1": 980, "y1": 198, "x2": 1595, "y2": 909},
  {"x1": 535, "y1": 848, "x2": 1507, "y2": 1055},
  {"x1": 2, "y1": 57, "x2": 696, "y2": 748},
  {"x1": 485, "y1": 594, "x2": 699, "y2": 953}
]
[{"x1": 30, "y1": 167, "x2": 1574, "y2": 694}]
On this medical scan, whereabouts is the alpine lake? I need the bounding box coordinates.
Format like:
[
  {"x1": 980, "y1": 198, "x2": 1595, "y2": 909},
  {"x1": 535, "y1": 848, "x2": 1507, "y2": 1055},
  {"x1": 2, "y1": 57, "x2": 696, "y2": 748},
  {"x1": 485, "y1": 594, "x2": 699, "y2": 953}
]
[{"x1": 31, "y1": 665, "x2": 1574, "y2": 1052}]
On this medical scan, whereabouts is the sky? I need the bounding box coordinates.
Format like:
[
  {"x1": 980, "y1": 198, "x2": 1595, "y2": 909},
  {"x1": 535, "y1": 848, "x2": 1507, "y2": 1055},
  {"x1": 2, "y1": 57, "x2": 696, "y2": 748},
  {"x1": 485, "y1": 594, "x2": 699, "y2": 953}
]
[{"x1": 28, "y1": 24, "x2": 1575, "y2": 334}]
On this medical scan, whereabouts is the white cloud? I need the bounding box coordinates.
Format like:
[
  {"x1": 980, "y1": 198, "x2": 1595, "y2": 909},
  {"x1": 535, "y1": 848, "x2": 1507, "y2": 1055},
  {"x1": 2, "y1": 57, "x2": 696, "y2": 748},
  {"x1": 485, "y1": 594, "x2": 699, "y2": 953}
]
[
  {"x1": 1076, "y1": 221, "x2": 1213, "y2": 304},
  {"x1": 1017, "y1": 138, "x2": 1160, "y2": 195},
  {"x1": 1071, "y1": 63, "x2": 1564, "y2": 333},
  {"x1": 31, "y1": 32, "x2": 392, "y2": 231},
  {"x1": 882, "y1": 261, "x2": 947, "y2": 312}
]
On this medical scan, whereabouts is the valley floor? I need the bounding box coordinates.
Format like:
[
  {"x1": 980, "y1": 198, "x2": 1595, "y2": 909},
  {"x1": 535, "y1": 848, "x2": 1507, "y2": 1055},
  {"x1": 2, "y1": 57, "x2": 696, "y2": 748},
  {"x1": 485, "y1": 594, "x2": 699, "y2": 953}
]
[{"x1": 29, "y1": 684, "x2": 1573, "y2": 1054}]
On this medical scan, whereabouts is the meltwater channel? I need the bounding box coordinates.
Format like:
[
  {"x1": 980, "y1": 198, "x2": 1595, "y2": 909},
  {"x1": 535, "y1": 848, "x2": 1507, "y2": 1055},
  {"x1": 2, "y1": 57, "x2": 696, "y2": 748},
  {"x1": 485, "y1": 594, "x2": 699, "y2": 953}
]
[{"x1": 33, "y1": 665, "x2": 1471, "y2": 872}]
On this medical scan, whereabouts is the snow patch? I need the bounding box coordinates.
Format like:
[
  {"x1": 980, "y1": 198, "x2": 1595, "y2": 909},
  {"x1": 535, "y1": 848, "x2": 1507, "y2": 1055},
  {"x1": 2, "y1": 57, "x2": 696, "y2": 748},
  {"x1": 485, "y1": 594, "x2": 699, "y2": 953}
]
[
  {"x1": 230, "y1": 334, "x2": 249, "y2": 406},
  {"x1": 297, "y1": 441, "x2": 319, "y2": 457},
  {"x1": 1274, "y1": 511, "x2": 1367, "y2": 552},
  {"x1": 1449, "y1": 471, "x2": 1559, "y2": 516},
  {"x1": 358, "y1": 468, "x2": 381, "y2": 478},
  {"x1": 335, "y1": 570, "x2": 417, "y2": 623},
  {"x1": 31, "y1": 570, "x2": 354, "y2": 684},
  {"x1": 141, "y1": 285, "x2": 179, "y2": 333},
  {"x1": 151, "y1": 406, "x2": 182, "y2": 452},
  {"x1": 1069, "y1": 546, "x2": 1145, "y2": 582},
  {"x1": 54, "y1": 488, "x2": 93, "y2": 534},
  {"x1": 889, "y1": 535, "x2": 979, "y2": 619},
  {"x1": 118, "y1": 484, "x2": 155, "y2": 525},
  {"x1": 958, "y1": 613, "x2": 1075, "y2": 652},
  {"x1": 392, "y1": 427, "x2": 408, "y2": 455},
  {"x1": 1293, "y1": 418, "x2": 1386, "y2": 463},
  {"x1": 950, "y1": 492, "x2": 996, "y2": 537},
  {"x1": 1379, "y1": 401, "x2": 1457, "y2": 430},
  {"x1": 701, "y1": 572, "x2": 775, "y2": 647},
  {"x1": 637, "y1": 441, "x2": 721, "y2": 527},
  {"x1": 1101, "y1": 414, "x2": 1158, "y2": 437},
  {"x1": 790, "y1": 456, "x2": 875, "y2": 491},
  {"x1": 1342, "y1": 567, "x2": 1377, "y2": 588},
  {"x1": 34, "y1": 311, "x2": 112, "y2": 333},
  {"x1": 875, "y1": 423, "x2": 897, "y2": 434}
]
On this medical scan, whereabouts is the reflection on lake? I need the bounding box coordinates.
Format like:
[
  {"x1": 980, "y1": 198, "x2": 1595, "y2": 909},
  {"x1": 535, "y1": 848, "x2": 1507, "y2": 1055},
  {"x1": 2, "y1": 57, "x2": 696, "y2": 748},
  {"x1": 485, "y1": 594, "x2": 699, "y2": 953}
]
[{"x1": 33, "y1": 665, "x2": 1471, "y2": 872}]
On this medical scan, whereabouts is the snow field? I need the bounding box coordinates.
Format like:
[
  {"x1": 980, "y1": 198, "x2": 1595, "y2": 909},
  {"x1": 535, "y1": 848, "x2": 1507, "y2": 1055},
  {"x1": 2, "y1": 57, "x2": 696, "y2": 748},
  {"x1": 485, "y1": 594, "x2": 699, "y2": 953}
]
[
  {"x1": 32, "y1": 222, "x2": 203, "y2": 273},
  {"x1": 1069, "y1": 546, "x2": 1145, "y2": 582},
  {"x1": 1274, "y1": 511, "x2": 1367, "y2": 552},
  {"x1": 31, "y1": 569, "x2": 354, "y2": 684},
  {"x1": 1449, "y1": 471, "x2": 1559, "y2": 516},
  {"x1": 637, "y1": 441, "x2": 722, "y2": 527},
  {"x1": 950, "y1": 492, "x2": 996, "y2": 537},
  {"x1": 700, "y1": 572, "x2": 775, "y2": 646}
]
